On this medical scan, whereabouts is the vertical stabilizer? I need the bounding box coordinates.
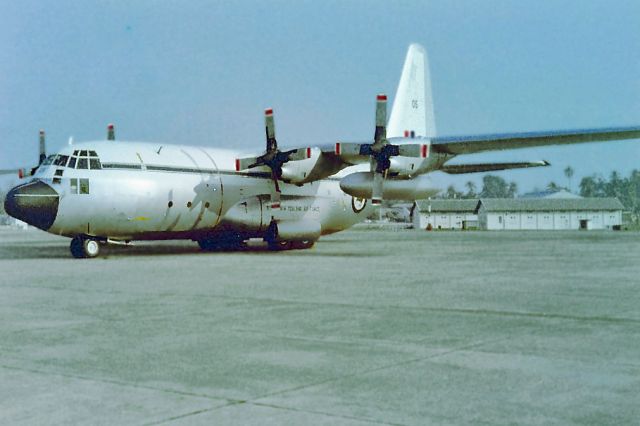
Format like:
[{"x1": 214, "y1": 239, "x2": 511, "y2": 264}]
[{"x1": 387, "y1": 43, "x2": 436, "y2": 138}]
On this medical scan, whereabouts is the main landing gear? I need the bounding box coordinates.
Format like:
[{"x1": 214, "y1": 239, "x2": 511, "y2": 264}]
[
  {"x1": 70, "y1": 235, "x2": 101, "y2": 259},
  {"x1": 197, "y1": 233, "x2": 246, "y2": 251},
  {"x1": 267, "y1": 239, "x2": 315, "y2": 251}
]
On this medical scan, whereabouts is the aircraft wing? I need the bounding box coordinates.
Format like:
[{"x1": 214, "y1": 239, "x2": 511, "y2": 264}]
[
  {"x1": 440, "y1": 160, "x2": 550, "y2": 174},
  {"x1": 430, "y1": 126, "x2": 640, "y2": 156}
]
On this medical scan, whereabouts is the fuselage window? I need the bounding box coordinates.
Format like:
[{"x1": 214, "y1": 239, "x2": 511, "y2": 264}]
[
  {"x1": 79, "y1": 178, "x2": 90, "y2": 194},
  {"x1": 68, "y1": 157, "x2": 77, "y2": 168},
  {"x1": 89, "y1": 158, "x2": 102, "y2": 170},
  {"x1": 77, "y1": 158, "x2": 88, "y2": 169}
]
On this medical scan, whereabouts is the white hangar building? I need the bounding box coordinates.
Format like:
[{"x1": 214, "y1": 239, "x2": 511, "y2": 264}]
[
  {"x1": 411, "y1": 200, "x2": 479, "y2": 230},
  {"x1": 412, "y1": 198, "x2": 624, "y2": 231},
  {"x1": 476, "y1": 198, "x2": 624, "y2": 230}
]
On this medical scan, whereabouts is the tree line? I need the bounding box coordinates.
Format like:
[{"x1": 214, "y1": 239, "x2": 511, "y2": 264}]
[{"x1": 439, "y1": 168, "x2": 640, "y2": 217}]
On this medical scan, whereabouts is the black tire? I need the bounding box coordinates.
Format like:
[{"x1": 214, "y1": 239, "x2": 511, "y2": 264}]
[
  {"x1": 267, "y1": 240, "x2": 292, "y2": 251},
  {"x1": 70, "y1": 235, "x2": 100, "y2": 259},
  {"x1": 291, "y1": 240, "x2": 315, "y2": 250},
  {"x1": 70, "y1": 236, "x2": 85, "y2": 258}
]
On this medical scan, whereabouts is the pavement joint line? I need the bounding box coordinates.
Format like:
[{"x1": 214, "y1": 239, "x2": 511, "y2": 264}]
[
  {"x1": 0, "y1": 363, "x2": 232, "y2": 402},
  {"x1": 6, "y1": 282, "x2": 636, "y2": 326},
  {"x1": 230, "y1": 327, "x2": 439, "y2": 348},
  {"x1": 250, "y1": 336, "x2": 509, "y2": 403},
  {"x1": 142, "y1": 400, "x2": 246, "y2": 426},
  {"x1": 248, "y1": 401, "x2": 408, "y2": 426}
]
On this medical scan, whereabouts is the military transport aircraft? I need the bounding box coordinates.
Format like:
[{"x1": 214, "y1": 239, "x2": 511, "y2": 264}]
[{"x1": 3, "y1": 44, "x2": 640, "y2": 258}]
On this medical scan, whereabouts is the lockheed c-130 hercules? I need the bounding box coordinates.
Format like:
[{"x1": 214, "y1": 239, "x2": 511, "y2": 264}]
[{"x1": 3, "y1": 44, "x2": 640, "y2": 258}]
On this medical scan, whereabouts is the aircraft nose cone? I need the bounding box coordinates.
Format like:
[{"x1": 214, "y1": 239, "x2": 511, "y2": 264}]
[{"x1": 4, "y1": 180, "x2": 59, "y2": 230}]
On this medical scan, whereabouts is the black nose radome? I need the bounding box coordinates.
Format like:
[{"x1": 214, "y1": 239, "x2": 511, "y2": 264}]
[{"x1": 4, "y1": 180, "x2": 59, "y2": 230}]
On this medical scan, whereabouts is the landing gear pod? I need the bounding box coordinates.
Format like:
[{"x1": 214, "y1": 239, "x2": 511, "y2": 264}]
[{"x1": 265, "y1": 219, "x2": 321, "y2": 250}]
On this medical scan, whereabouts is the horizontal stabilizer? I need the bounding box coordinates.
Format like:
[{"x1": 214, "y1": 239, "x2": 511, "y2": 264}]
[
  {"x1": 431, "y1": 126, "x2": 640, "y2": 155},
  {"x1": 441, "y1": 161, "x2": 550, "y2": 174}
]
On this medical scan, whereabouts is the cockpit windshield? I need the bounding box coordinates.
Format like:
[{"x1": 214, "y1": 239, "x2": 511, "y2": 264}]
[
  {"x1": 68, "y1": 150, "x2": 101, "y2": 170},
  {"x1": 40, "y1": 150, "x2": 102, "y2": 170}
]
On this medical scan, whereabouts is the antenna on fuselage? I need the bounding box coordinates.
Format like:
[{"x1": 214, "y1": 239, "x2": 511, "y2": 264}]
[{"x1": 107, "y1": 123, "x2": 115, "y2": 141}]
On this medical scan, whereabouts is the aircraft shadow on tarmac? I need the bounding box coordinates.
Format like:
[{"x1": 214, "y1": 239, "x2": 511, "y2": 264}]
[{"x1": 0, "y1": 241, "x2": 378, "y2": 259}]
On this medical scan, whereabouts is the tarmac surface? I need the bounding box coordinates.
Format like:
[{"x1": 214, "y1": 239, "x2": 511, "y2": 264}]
[{"x1": 1, "y1": 226, "x2": 639, "y2": 425}]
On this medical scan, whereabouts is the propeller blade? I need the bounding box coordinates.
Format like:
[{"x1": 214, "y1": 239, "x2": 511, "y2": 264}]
[
  {"x1": 235, "y1": 156, "x2": 261, "y2": 171},
  {"x1": 373, "y1": 94, "x2": 387, "y2": 147},
  {"x1": 107, "y1": 123, "x2": 115, "y2": 141},
  {"x1": 270, "y1": 168, "x2": 281, "y2": 216},
  {"x1": 284, "y1": 147, "x2": 310, "y2": 162},
  {"x1": 38, "y1": 130, "x2": 46, "y2": 165},
  {"x1": 265, "y1": 108, "x2": 277, "y2": 152},
  {"x1": 371, "y1": 171, "x2": 384, "y2": 205}
]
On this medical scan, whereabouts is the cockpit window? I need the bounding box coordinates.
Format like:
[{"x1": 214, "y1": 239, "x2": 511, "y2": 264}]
[
  {"x1": 42, "y1": 155, "x2": 55, "y2": 166},
  {"x1": 89, "y1": 158, "x2": 102, "y2": 170},
  {"x1": 54, "y1": 155, "x2": 69, "y2": 166},
  {"x1": 77, "y1": 158, "x2": 88, "y2": 169},
  {"x1": 64, "y1": 150, "x2": 101, "y2": 169}
]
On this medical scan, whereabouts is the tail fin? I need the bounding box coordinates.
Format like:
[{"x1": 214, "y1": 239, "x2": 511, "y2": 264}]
[{"x1": 387, "y1": 43, "x2": 436, "y2": 138}]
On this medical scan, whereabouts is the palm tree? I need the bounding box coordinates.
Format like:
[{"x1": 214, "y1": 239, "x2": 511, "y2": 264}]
[
  {"x1": 564, "y1": 166, "x2": 574, "y2": 192},
  {"x1": 465, "y1": 181, "x2": 477, "y2": 198}
]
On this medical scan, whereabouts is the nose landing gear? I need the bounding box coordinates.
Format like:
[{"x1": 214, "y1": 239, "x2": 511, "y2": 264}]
[{"x1": 70, "y1": 235, "x2": 101, "y2": 258}]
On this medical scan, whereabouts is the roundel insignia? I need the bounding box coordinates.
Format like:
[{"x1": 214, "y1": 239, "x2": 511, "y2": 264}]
[{"x1": 351, "y1": 197, "x2": 367, "y2": 213}]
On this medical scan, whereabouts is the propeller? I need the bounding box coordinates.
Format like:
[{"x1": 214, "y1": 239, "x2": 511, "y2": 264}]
[
  {"x1": 236, "y1": 108, "x2": 308, "y2": 217},
  {"x1": 4, "y1": 130, "x2": 48, "y2": 178},
  {"x1": 27, "y1": 130, "x2": 47, "y2": 176},
  {"x1": 335, "y1": 94, "x2": 429, "y2": 204}
]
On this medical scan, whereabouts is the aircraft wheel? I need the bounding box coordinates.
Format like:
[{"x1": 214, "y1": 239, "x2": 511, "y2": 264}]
[
  {"x1": 70, "y1": 235, "x2": 100, "y2": 259},
  {"x1": 291, "y1": 240, "x2": 315, "y2": 250},
  {"x1": 267, "y1": 240, "x2": 292, "y2": 251},
  {"x1": 197, "y1": 238, "x2": 217, "y2": 251}
]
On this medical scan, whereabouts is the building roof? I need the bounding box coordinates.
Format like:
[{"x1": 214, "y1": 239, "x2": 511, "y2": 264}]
[
  {"x1": 477, "y1": 198, "x2": 624, "y2": 212},
  {"x1": 415, "y1": 199, "x2": 480, "y2": 213}
]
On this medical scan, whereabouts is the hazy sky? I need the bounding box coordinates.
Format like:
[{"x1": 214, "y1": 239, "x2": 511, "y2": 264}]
[{"x1": 1, "y1": 0, "x2": 639, "y2": 193}]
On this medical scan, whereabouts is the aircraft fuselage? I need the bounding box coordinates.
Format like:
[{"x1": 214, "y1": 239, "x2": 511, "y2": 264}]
[{"x1": 7, "y1": 141, "x2": 375, "y2": 245}]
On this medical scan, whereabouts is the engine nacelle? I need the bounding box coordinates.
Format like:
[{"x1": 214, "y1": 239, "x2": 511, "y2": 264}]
[
  {"x1": 280, "y1": 148, "x2": 320, "y2": 184},
  {"x1": 339, "y1": 172, "x2": 439, "y2": 200}
]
